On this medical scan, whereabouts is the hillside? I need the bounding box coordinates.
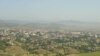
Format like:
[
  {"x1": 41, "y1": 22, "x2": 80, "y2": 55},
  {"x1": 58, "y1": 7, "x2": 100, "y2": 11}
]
[{"x1": 78, "y1": 51, "x2": 100, "y2": 56}]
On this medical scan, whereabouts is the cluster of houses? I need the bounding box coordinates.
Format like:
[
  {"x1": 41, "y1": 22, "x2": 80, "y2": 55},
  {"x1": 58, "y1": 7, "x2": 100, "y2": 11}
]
[{"x1": 0, "y1": 28, "x2": 100, "y2": 40}]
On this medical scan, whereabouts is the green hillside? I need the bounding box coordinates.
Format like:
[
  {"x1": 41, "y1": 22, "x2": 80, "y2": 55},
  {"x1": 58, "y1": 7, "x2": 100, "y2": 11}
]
[{"x1": 78, "y1": 51, "x2": 100, "y2": 56}]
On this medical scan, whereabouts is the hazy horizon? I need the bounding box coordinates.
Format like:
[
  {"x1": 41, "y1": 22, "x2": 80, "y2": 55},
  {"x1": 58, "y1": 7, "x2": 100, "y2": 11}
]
[{"x1": 0, "y1": 0, "x2": 100, "y2": 22}]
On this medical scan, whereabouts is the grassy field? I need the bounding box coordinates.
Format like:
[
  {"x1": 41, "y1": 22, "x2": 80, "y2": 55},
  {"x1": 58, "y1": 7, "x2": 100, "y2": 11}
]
[{"x1": 77, "y1": 51, "x2": 100, "y2": 56}]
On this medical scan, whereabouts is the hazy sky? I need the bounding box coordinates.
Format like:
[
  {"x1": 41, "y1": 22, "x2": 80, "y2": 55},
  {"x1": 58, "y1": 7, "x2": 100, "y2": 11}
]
[{"x1": 0, "y1": 0, "x2": 100, "y2": 22}]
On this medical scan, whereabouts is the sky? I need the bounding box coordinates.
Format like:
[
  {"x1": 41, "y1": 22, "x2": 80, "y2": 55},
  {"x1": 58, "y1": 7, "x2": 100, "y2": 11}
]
[{"x1": 0, "y1": 0, "x2": 100, "y2": 22}]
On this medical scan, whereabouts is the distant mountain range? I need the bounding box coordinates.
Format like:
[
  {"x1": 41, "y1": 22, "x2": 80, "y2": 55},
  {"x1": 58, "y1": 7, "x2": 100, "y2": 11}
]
[{"x1": 0, "y1": 19, "x2": 100, "y2": 32}]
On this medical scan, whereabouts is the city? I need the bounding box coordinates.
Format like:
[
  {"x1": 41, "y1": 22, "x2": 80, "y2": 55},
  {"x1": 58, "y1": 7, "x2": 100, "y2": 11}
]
[
  {"x1": 0, "y1": 28, "x2": 100, "y2": 56},
  {"x1": 0, "y1": 0, "x2": 100, "y2": 56}
]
